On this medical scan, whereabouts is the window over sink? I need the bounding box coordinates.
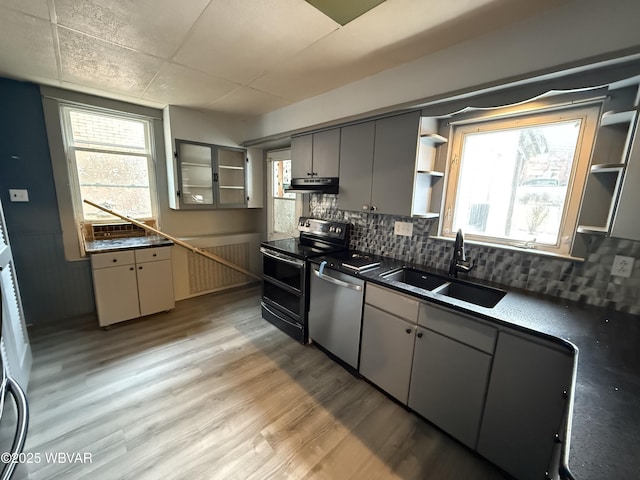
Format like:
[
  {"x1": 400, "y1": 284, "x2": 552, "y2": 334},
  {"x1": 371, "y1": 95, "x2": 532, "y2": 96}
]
[{"x1": 442, "y1": 103, "x2": 600, "y2": 255}]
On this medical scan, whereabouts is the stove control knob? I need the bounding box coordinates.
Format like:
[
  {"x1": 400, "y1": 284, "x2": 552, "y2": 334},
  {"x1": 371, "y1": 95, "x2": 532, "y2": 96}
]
[
  {"x1": 335, "y1": 227, "x2": 342, "y2": 234},
  {"x1": 329, "y1": 226, "x2": 335, "y2": 232},
  {"x1": 305, "y1": 220, "x2": 310, "y2": 227}
]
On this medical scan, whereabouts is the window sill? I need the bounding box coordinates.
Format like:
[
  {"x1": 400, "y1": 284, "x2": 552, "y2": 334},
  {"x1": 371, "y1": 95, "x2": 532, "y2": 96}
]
[{"x1": 430, "y1": 236, "x2": 586, "y2": 262}]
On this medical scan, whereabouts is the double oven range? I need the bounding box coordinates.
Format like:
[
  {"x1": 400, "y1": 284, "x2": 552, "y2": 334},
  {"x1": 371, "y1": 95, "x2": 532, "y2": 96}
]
[{"x1": 260, "y1": 217, "x2": 349, "y2": 343}]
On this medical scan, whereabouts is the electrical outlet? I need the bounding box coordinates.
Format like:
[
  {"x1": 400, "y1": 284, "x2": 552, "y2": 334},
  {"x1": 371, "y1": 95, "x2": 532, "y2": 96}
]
[
  {"x1": 394, "y1": 221, "x2": 413, "y2": 237},
  {"x1": 9, "y1": 189, "x2": 29, "y2": 202},
  {"x1": 611, "y1": 255, "x2": 634, "y2": 278}
]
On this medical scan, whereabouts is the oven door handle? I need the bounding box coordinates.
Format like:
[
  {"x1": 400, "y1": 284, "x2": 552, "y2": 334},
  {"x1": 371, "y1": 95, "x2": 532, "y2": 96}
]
[
  {"x1": 261, "y1": 303, "x2": 303, "y2": 330},
  {"x1": 260, "y1": 247, "x2": 304, "y2": 268},
  {"x1": 312, "y1": 267, "x2": 362, "y2": 291}
]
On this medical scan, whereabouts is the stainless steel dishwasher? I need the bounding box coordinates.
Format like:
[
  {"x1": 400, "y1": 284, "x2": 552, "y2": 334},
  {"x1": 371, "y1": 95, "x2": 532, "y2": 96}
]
[{"x1": 308, "y1": 262, "x2": 365, "y2": 370}]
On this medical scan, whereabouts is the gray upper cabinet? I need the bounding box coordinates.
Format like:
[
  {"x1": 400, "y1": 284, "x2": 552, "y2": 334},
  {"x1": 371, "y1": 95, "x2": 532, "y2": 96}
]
[
  {"x1": 477, "y1": 331, "x2": 574, "y2": 480},
  {"x1": 372, "y1": 111, "x2": 420, "y2": 216},
  {"x1": 339, "y1": 111, "x2": 420, "y2": 215},
  {"x1": 291, "y1": 128, "x2": 340, "y2": 178},
  {"x1": 338, "y1": 121, "x2": 375, "y2": 212}
]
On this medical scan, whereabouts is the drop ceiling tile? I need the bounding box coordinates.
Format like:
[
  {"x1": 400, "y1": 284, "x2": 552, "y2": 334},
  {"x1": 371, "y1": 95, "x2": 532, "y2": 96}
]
[
  {"x1": 142, "y1": 63, "x2": 239, "y2": 108},
  {"x1": 174, "y1": 0, "x2": 339, "y2": 84},
  {"x1": 207, "y1": 86, "x2": 293, "y2": 117},
  {"x1": 0, "y1": 6, "x2": 57, "y2": 80},
  {"x1": 58, "y1": 27, "x2": 164, "y2": 97},
  {"x1": 0, "y1": 0, "x2": 50, "y2": 20},
  {"x1": 250, "y1": 29, "x2": 385, "y2": 101},
  {"x1": 54, "y1": 0, "x2": 210, "y2": 58}
]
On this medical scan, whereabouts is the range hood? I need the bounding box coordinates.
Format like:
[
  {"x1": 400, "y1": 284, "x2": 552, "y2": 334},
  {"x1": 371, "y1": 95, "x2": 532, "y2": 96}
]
[{"x1": 285, "y1": 177, "x2": 339, "y2": 194}]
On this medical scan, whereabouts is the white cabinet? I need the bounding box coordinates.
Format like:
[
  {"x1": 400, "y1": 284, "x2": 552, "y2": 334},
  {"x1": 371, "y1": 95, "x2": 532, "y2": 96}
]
[
  {"x1": 409, "y1": 303, "x2": 496, "y2": 449},
  {"x1": 291, "y1": 128, "x2": 340, "y2": 178},
  {"x1": 476, "y1": 331, "x2": 574, "y2": 480},
  {"x1": 91, "y1": 246, "x2": 175, "y2": 327}
]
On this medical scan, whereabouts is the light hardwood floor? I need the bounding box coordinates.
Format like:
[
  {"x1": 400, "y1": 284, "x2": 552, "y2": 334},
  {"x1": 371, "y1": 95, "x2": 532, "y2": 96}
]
[{"x1": 13, "y1": 286, "x2": 510, "y2": 480}]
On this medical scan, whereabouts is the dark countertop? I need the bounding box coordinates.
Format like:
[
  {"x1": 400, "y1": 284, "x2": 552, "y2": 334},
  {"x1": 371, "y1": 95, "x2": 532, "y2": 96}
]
[
  {"x1": 84, "y1": 236, "x2": 174, "y2": 254},
  {"x1": 310, "y1": 254, "x2": 640, "y2": 479}
]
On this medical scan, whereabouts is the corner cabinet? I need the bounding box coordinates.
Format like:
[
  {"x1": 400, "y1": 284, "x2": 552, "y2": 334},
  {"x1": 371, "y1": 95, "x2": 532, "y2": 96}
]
[
  {"x1": 170, "y1": 139, "x2": 247, "y2": 209},
  {"x1": 90, "y1": 246, "x2": 175, "y2": 327},
  {"x1": 411, "y1": 117, "x2": 448, "y2": 218}
]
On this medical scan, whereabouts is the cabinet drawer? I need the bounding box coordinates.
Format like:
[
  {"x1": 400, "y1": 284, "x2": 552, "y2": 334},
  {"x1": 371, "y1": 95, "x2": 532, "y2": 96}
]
[
  {"x1": 91, "y1": 250, "x2": 135, "y2": 269},
  {"x1": 418, "y1": 303, "x2": 497, "y2": 354},
  {"x1": 135, "y1": 246, "x2": 172, "y2": 263},
  {"x1": 366, "y1": 283, "x2": 420, "y2": 322}
]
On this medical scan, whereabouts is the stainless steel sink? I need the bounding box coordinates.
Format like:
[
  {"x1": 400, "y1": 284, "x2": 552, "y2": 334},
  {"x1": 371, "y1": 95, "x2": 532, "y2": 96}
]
[
  {"x1": 433, "y1": 281, "x2": 506, "y2": 308},
  {"x1": 382, "y1": 267, "x2": 449, "y2": 291},
  {"x1": 382, "y1": 266, "x2": 506, "y2": 308}
]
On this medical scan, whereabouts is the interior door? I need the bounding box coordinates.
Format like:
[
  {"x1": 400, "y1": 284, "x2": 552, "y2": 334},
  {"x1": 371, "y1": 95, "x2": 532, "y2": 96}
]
[{"x1": 0, "y1": 198, "x2": 32, "y2": 390}]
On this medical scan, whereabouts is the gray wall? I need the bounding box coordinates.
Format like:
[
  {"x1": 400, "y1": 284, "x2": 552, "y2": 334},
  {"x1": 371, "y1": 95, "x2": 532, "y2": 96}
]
[
  {"x1": 310, "y1": 194, "x2": 640, "y2": 315},
  {"x1": 0, "y1": 78, "x2": 95, "y2": 324}
]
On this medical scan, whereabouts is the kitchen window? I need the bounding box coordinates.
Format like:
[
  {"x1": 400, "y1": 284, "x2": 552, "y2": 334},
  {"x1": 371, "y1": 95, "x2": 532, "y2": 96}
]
[
  {"x1": 267, "y1": 149, "x2": 301, "y2": 240},
  {"x1": 60, "y1": 105, "x2": 158, "y2": 224},
  {"x1": 442, "y1": 104, "x2": 600, "y2": 255}
]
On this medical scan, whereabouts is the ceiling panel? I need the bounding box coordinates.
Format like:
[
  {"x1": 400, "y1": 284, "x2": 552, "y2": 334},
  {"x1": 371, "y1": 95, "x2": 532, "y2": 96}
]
[
  {"x1": 58, "y1": 27, "x2": 164, "y2": 96},
  {"x1": 0, "y1": 0, "x2": 50, "y2": 20},
  {"x1": 0, "y1": 6, "x2": 58, "y2": 80},
  {"x1": 142, "y1": 63, "x2": 239, "y2": 107},
  {"x1": 54, "y1": 0, "x2": 210, "y2": 59},
  {"x1": 173, "y1": 0, "x2": 339, "y2": 84},
  {"x1": 207, "y1": 86, "x2": 293, "y2": 116}
]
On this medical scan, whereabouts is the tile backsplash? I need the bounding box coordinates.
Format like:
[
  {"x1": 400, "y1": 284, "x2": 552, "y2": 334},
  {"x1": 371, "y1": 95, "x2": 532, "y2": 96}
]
[{"x1": 310, "y1": 194, "x2": 640, "y2": 315}]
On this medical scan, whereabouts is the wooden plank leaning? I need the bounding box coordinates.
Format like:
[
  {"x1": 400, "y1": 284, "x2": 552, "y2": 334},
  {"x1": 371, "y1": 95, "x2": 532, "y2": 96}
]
[{"x1": 83, "y1": 199, "x2": 261, "y2": 281}]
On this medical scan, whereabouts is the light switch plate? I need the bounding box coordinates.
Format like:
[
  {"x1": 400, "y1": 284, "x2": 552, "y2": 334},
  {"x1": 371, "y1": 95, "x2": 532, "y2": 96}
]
[
  {"x1": 9, "y1": 189, "x2": 29, "y2": 202},
  {"x1": 394, "y1": 221, "x2": 413, "y2": 237},
  {"x1": 611, "y1": 255, "x2": 634, "y2": 277}
]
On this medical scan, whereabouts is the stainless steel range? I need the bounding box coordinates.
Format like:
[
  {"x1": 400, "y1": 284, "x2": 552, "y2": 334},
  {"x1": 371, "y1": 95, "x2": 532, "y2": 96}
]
[{"x1": 259, "y1": 217, "x2": 349, "y2": 343}]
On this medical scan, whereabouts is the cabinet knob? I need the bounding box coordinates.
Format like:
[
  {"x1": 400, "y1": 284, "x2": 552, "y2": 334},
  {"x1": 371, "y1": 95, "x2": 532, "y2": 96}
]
[
  {"x1": 129, "y1": 267, "x2": 134, "y2": 271},
  {"x1": 371, "y1": 205, "x2": 378, "y2": 211},
  {"x1": 152, "y1": 253, "x2": 157, "y2": 257},
  {"x1": 417, "y1": 332, "x2": 423, "y2": 338},
  {"x1": 362, "y1": 204, "x2": 370, "y2": 211},
  {"x1": 307, "y1": 172, "x2": 313, "y2": 176},
  {"x1": 405, "y1": 328, "x2": 412, "y2": 334},
  {"x1": 112, "y1": 259, "x2": 117, "y2": 263},
  {"x1": 138, "y1": 266, "x2": 143, "y2": 270}
]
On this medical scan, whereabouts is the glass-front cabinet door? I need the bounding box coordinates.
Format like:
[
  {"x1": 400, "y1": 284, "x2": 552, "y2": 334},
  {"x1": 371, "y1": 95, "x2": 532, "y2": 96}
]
[
  {"x1": 174, "y1": 140, "x2": 247, "y2": 209},
  {"x1": 217, "y1": 146, "x2": 247, "y2": 208}
]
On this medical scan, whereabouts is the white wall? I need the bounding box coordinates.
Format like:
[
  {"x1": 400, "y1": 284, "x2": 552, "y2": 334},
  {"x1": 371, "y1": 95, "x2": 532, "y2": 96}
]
[
  {"x1": 161, "y1": 105, "x2": 263, "y2": 238},
  {"x1": 246, "y1": 0, "x2": 640, "y2": 140}
]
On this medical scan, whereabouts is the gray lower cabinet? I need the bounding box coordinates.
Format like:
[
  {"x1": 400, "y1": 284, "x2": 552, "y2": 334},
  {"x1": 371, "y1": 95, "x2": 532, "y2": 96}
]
[
  {"x1": 476, "y1": 331, "x2": 574, "y2": 480},
  {"x1": 408, "y1": 328, "x2": 492, "y2": 449},
  {"x1": 359, "y1": 304, "x2": 417, "y2": 403}
]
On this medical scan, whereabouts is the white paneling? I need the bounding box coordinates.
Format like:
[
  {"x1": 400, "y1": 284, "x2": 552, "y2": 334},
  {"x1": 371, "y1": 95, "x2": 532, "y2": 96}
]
[{"x1": 54, "y1": 0, "x2": 210, "y2": 58}]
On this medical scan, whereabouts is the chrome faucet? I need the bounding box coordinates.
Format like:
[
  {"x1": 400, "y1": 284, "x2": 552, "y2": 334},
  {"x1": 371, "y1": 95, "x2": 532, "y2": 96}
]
[{"x1": 449, "y1": 229, "x2": 475, "y2": 277}]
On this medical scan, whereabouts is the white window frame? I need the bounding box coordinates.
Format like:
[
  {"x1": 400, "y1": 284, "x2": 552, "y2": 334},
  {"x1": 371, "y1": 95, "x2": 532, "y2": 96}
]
[
  {"x1": 266, "y1": 149, "x2": 302, "y2": 240},
  {"x1": 59, "y1": 104, "x2": 159, "y2": 228},
  {"x1": 441, "y1": 102, "x2": 601, "y2": 256}
]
